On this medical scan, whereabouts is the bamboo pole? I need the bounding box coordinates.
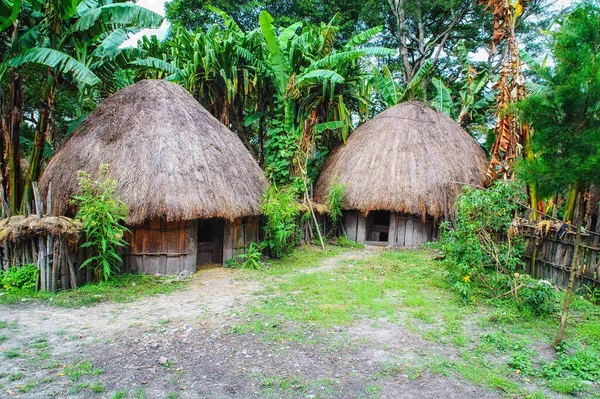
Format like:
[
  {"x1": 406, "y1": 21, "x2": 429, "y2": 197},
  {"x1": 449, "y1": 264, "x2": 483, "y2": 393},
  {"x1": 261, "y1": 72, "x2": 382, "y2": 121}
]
[{"x1": 554, "y1": 193, "x2": 586, "y2": 346}]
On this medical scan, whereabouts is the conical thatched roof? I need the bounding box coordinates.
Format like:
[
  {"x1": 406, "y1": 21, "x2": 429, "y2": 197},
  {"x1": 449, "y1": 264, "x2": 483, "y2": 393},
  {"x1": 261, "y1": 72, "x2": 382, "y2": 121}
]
[
  {"x1": 315, "y1": 101, "x2": 488, "y2": 218},
  {"x1": 39, "y1": 80, "x2": 267, "y2": 224}
]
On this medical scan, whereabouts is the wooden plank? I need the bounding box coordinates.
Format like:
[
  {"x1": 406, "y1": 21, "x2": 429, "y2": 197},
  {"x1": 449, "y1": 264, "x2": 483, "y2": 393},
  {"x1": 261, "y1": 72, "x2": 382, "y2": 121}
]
[
  {"x1": 405, "y1": 218, "x2": 415, "y2": 246},
  {"x1": 356, "y1": 213, "x2": 367, "y2": 243},
  {"x1": 222, "y1": 220, "x2": 234, "y2": 264},
  {"x1": 344, "y1": 212, "x2": 358, "y2": 241},
  {"x1": 413, "y1": 220, "x2": 425, "y2": 246},
  {"x1": 388, "y1": 212, "x2": 398, "y2": 247},
  {"x1": 397, "y1": 217, "x2": 406, "y2": 246}
]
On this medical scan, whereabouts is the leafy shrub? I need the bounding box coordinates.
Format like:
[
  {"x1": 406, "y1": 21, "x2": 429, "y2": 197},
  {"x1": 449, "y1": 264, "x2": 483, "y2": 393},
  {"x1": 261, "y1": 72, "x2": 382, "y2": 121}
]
[
  {"x1": 508, "y1": 351, "x2": 534, "y2": 374},
  {"x1": 1, "y1": 264, "x2": 38, "y2": 292},
  {"x1": 326, "y1": 179, "x2": 345, "y2": 233},
  {"x1": 72, "y1": 165, "x2": 129, "y2": 281},
  {"x1": 236, "y1": 242, "x2": 264, "y2": 270},
  {"x1": 582, "y1": 285, "x2": 600, "y2": 305},
  {"x1": 519, "y1": 277, "x2": 557, "y2": 315},
  {"x1": 441, "y1": 181, "x2": 555, "y2": 314},
  {"x1": 262, "y1": 185, "x2": 300, "y2": 258},
  {"x1": 336, "y1": 236, "x2": 364, "y2": 248},
  {"x1": 541, "y1": 347, "x2": 600, "y2": 382},
  {"x1": 441, "y1": 181, "x2": 525, "y2": 302}
]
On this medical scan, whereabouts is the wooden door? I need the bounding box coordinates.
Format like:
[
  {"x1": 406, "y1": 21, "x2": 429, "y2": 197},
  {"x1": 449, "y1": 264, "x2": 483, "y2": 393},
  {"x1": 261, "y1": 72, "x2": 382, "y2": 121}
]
[{"x1": 197, "y1": 218, "x2": 224, "y2": 265}]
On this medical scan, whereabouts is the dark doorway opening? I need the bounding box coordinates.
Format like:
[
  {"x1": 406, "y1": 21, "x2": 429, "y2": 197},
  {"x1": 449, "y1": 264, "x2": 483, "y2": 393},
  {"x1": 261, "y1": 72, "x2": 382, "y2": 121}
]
[
  {"x1": 197, "y1": 218, "x2": 224, "y2": 265},
  {"x1": 367, "y1": 211, "x2": 390, "y2": 243}
]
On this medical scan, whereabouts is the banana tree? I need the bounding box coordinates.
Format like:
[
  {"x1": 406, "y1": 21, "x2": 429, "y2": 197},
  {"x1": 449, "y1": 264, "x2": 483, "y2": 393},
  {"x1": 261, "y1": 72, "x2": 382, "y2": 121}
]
[
  {"x1": 1, "y1": 0, "x2": 162, "y2": 212},
  {"x1": 258, "y1": 11, "x2": 395, "y2": 185},
  {"x1": 429, "y1": 40, "x2": 490, "y2": 126},
  {"x1": 134, "y1": 17, "x2": 270, "y2": 157},
  {"x1": 371, "y1": 60, "x2": 434, "y2": 109}
]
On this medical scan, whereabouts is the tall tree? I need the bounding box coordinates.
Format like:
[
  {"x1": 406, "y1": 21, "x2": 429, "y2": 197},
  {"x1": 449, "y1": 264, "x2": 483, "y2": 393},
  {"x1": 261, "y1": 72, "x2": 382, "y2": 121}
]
[
  {"x1": 517, "y1": 2, "x2": 600, "y2": 221},
  {"x1": 0, "y1": 0, "x2": 163, "y2": 213},
  {"x1": 165, "y1": 0, "x2": 375, "y2": 40},
  {"x1": 516, "y1": 2, "x2": 600, "y2": 345}
]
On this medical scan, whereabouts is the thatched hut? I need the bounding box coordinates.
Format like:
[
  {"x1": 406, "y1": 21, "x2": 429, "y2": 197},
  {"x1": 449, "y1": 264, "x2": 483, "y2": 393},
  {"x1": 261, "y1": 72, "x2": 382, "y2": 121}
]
[
  {"x1": 315, "y1": 101, "x2": 488, "y2": 246},
  {"x1": 39, "y1": 80, "x2": 267, "y2": 274}
]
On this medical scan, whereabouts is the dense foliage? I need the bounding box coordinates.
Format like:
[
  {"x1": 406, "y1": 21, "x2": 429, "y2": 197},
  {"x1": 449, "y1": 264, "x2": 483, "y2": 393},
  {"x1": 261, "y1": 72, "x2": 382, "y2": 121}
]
[
  {"x1": 326, "y1": 179, "x2": 345, "y2": 234},
  {"x1": 0, "y1": 263, "x2": 38, "y2": 292},
  {"x1": 72, "y1": 165, "x2": 129, "y2": 282},
  {"x1": 0, "y1": 0, "x2": 164, "y2": 213},
  {"x1": 441, "y1": 182, "x2": 557, "y2": 315},
  {"x1": 517, "y1": 3, "x2": 600, "y2": 219},
  {"x1": 261, "y1": 186, "x2": 300, "y2": 258}
]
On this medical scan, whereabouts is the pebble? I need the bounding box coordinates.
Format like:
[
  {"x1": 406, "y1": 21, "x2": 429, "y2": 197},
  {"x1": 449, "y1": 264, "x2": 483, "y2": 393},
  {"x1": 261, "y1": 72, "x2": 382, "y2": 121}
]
[{"x1": 158, "y1": 356, "x2": 168, "y2": 365}]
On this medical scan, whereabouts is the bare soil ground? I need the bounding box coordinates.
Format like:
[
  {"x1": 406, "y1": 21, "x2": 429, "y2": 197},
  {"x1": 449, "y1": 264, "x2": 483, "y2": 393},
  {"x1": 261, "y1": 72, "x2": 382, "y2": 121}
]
[{"x1": 0, "y1": 249, "x2": 500, "y2": 399}]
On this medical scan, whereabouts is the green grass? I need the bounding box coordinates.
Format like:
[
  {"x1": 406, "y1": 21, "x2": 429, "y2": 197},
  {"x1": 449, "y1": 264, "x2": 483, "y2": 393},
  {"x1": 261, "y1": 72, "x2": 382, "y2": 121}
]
[
  {"x1": 0, "y1": 274, "x2": 189, "y2": 307},
  {"x1": 9, "y1": 372, "x2": 24, "y2": 381},
  {"x1": 17, "y1": 380, "x2": 38, "y2": 393},
  {"x1": 64, "y1": 359, "x2": 104, "y2": 382},
  {"x1": 4, "y1": 347, "x2": 23, "y2": 358},
  {"x1": 242, "y1": 249, "x2": 468, "y2": 333},
  {"x1": 90, "y1": 382, "x2": 106, "y2": 393},
  {"x1": 260, "y1": 245, "x2": 347, "y2": 276},
  {"x1": 233, "y1": 246, "x2": 600, "y2": 396}
]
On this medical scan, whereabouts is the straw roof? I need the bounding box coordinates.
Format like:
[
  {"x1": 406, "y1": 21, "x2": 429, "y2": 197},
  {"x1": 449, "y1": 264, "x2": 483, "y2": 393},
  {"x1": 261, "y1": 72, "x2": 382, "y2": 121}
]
[
  {"x1": 39, "y1": 80, "x2": 267, "y2": 224},
  {"x1": 315, "y1": 101, "x2": 489, "y2": 218},
  {"x1": 0, "y1": 216, "x2": 81, "y2": 244}
]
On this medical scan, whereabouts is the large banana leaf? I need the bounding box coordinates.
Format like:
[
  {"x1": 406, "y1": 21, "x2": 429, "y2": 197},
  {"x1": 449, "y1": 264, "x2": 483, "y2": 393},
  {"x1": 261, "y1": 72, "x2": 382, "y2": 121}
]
[
  {"x1": 259, "y1": 10, "x2": 288, "y2": 94},
  {"x1": 401, "y1": 59, "x2": 433, "y2": 101},
  {"x1": 372, "y1": 65, "x2": 398, "y2": 106},
  {"x1": 343, "y1": 26, "x2": 383, "y2": 49},
  {"x1": 278, "y1": 22, "x2": 302, "y2": 49},
  {"x1": 8, "y1": 47, "x2": 100, "y2": 85},
  {"x1": 431, "y1": 77, "x2": 453, "y2": 115},
  {"x1": 93, "y1": 28, "x2": 131, "y2": 58},
  {"x1": 57, "y1": 0, "x2": 79, "y2": 20},
  {"x1": 296, "y1": 69, "x2": 345, "y2": 85},
  {"x1": 312, "y1": 47, "x2": 395, "y2": 69},
  {"x1": 73, "y1": 3, "x2": 163, "y2": 38},
  {"x1": 0, "y1": 0, "x2": 21, "y2": 32},
  {"x1": 11, "y1": 25, "x2": 40, "y2": 52},
  {"x1": 314, "y1": 120, "x2": 345, "y2": 133},
  {"x1": 130, "y1": 57, "x2": 180, "y2": 75}
]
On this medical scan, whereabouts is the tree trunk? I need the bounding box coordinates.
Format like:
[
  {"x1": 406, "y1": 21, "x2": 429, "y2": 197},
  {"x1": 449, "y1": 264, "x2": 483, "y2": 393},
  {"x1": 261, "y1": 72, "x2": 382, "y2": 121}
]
[
  {"x1": 1, "y1": 70, "x2": 23, "y2": 213},
  {"x1": 563, "y1": 182, "x2": 580, "y2": 223},
  {"x1": 21, "y1": 68, "x2": 56, "y2": 212},
  {"x1": 554, "y1": 190, "x2": 585, "y2": 346}
]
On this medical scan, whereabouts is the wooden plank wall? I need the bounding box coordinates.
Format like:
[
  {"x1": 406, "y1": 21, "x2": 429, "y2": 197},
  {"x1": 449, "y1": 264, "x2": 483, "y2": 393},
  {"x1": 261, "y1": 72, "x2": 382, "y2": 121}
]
[
  {"x1": 342, "y1": 211, "x2": 433, "y2": 246},
  {"x1": 522, "y1": 223, "x2": 600, "y2": 290},
  {"x1": 390, "y1": 213, "x2": 433, "y2": 247},
  {"x1": 125, "y1": 219, "x2": 197, "y2": 275},
  {"x1": 223, "y1": 216, "x2": 260, "y2": 264}
]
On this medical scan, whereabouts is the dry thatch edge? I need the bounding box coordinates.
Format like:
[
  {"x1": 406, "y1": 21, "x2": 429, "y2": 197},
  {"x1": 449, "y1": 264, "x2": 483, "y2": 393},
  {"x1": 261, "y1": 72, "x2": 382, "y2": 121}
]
[
  {"x1": 39, "y1": 79, "x2": 267, "y2": 225},
  {"x1": 297, "y1": 201, "x2": 329, "y2": 215},
  {"x1": 315, "y1": 101, "x2": 489, "y2": 219},
  {"x1": 0, "y1": 215, "x2": 82, "y2": 244}
]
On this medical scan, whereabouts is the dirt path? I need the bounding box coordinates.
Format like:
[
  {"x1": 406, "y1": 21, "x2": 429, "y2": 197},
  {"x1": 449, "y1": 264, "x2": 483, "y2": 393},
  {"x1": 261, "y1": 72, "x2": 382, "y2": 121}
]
[{"x1": 0, "y1": 249, "x2": 499, "y2": 399}]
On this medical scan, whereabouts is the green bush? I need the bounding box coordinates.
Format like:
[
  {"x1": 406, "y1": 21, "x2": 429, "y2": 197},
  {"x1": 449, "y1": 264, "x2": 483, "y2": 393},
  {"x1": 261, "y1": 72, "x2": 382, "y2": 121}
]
[
  {"x1": 326, "y1": 179, "x2": 345, "y2": 233},
  {"x1": 1, "y1": 264, "x2": 38, "y2": 292},
  {"x1": 440, "y1": 181, "x2": 555, "y2": 314},
  {"x1": 72, "y1": 165, "x2": 129, "y2": 282},
  {"x1": 336, "y1": 236, "x2": 364, "y2": 248},
  {"x1": 262, "y1": 185, "x2": 300, "y2": 258},
  {"x1": 236, "y1": 242, "x2": 264, "y2": 270},
  {"x1": 519, "y1": 277, "x2": 557, "y2": 315}
]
